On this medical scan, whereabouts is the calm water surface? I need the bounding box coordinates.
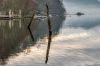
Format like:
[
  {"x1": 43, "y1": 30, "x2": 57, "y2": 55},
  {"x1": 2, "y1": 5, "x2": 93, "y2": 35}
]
[
  {"x1": 1, "y1": 0, "x2": 100, "y2": 66},
  {"x1": 0, "y1": 15, "x2": 100, "y2": 66}
]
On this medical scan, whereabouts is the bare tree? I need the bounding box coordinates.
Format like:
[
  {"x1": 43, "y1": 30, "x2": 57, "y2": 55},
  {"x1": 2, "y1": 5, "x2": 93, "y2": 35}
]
[{"x1": 0, "y1": 0, "x2": 37, "y2": 15}]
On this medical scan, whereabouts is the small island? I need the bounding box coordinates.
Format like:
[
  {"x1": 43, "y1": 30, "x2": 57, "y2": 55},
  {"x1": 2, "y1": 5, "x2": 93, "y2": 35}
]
[{"x1": 76, "y1": 12, "x2": 84, "y2": 16}]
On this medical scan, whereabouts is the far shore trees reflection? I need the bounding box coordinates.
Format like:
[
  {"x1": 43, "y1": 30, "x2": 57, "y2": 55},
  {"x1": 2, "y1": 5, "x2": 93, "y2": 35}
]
[
  {"x1": 0, "y1": 19, "x2": 37, "y2": 65},
  {"x1": 0, "y1": 15, "x2": 66, "y2": 65},
  {"x1": 0, "y1": 0, "x2": 66, "y2": 65}
]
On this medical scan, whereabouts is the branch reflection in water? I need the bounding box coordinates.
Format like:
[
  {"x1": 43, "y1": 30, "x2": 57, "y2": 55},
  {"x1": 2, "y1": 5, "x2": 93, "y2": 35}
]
[
  {"x1": 27, "y1": 27, "x2": 34, "y2": 41},
  {"x1": 27, "y1": 14, "x2": 35, "y2": 41},
  {"x1": 45, "y1": 4, "x2": 52, "y2": 64}
]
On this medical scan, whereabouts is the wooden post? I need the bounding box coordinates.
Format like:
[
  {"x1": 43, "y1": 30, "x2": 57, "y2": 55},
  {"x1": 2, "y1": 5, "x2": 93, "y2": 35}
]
[
  {"x1": 9, "y1": 20, "x2": 12, "y2": 28},
  {"x1": 9, "y1": 10, "x2": 12, "y2": 19},
  {"x1": 12, "y1": 20, "x2": 13, "y2": 27},
  {"x1": 19, "y1": 10, "x2": 21, "y2": 18},
  {"x1": 45, "y1": 4, "x2": 52, "y2": 64},
  {"x1": 19, "y1": 19, "x2": 21, "y2": 28}
]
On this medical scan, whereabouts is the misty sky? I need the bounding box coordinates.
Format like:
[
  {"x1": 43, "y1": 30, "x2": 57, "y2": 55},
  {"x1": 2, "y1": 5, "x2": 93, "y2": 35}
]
[{"x1": 63, "y1": 0, "x2": 100, "y2": 14}]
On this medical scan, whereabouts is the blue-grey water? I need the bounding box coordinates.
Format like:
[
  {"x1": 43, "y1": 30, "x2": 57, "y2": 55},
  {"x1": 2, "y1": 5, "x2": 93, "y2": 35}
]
[
  {"x1": 1, "y1": 0, "x2": 100, "y2": 66},
  {"x1": 4, "y1": 15, "x2": 100, "y2": 66}
]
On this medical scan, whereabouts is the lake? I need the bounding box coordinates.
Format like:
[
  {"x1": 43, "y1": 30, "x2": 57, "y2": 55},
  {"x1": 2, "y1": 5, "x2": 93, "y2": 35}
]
[
  {"x1": 1, "y1": 0, "x2": 100, "y2": 66},
  {"x1": 0, "y1": 15, "x2": 100, "y2": 66}
]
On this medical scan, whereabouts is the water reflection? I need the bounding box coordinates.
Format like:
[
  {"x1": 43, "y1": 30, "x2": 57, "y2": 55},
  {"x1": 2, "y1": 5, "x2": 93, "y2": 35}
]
[
  {"x1": 64, "y1": 15, "x2": 100, "y2": 29},
  {"x1": 0, "y1": 14, "x2": 65, "y2": 65},
  {"x1": 0, "y1": 0, "x2": 66, "y2": 65},
  {"x1": 63, "y1": 0, "x2": 100, "y2": 14},
  {"x1": 0, "y1": 19, "x2": 36, "y2": 65},
  {"x1": 49, "y1": 15, "x2": 100, "y2": 66},
  {"x1": 0, "y1": 19, "x2": 22, "y2": 29},
  {"x1": 3, "y1": 15, "x2": 100, "y2": 66},
  {"x1": 1, "y1": 7, "x2": 100, "y2": 66},
  {"x1": 27, "y1": 14, "x2": 35, "y2": 41},
  {"x1": 27, "y1": 27, "x2": 34, "y2": 41}
]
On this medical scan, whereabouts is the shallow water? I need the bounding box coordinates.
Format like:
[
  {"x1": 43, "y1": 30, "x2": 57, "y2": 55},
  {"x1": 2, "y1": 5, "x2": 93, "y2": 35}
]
[
  {"x1": 0, "y1": 15, "x2": 100, "y2": 66},
  {"x1": 1, "y1": 0, "x2": 100, "y2": 66}
]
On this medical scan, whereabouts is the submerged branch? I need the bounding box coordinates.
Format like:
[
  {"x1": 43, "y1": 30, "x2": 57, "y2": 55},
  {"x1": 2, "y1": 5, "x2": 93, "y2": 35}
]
[
  {"x1": 27, "y1": 27, "x2": 34, "y2": 41},
  {"x1": 28, "y1": 14, "x2": 35, "y2": 28},
  {"x1": 27, "y1": 13, "x2": 35, "y2": 41}
]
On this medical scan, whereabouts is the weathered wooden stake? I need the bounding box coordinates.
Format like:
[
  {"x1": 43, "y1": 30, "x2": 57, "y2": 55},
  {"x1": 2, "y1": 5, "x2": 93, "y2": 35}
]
[
  {"x1": 45, "y1": 4, "x2": 52, "y2": 64},
  {"x1": 19, "y1": 10, "x2": 21, "y2": 18},
  {"x1": 9, "y1": 10, "x2": 12, "y2": 19}
]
